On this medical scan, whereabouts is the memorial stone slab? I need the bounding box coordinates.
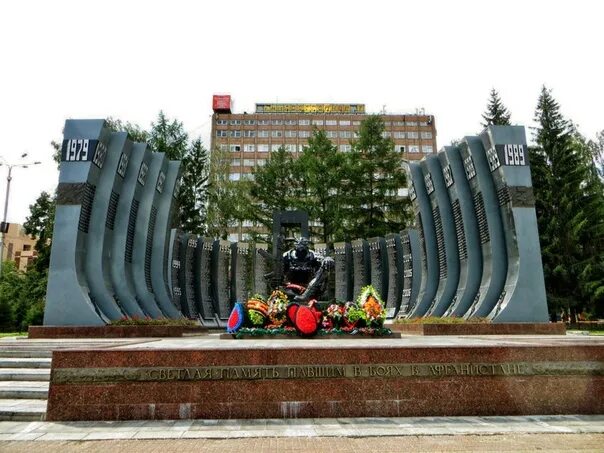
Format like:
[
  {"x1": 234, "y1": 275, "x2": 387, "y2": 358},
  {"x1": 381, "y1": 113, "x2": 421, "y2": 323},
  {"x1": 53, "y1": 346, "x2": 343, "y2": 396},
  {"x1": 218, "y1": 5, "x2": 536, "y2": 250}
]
[
  {"x1": 479, "y1": 126, "x2": 548, "y2": 322},
  {"x1": 83, "y1": 131, "x2": 130, "y2": 321},
  {"x1": 351, "y1": 239, "x2": 370, "y2": 300},
  {"x1": 333, "y1": 242, "x2": 353, "y2": 302},
  {"x1": 130, "y1": 153, "x2": 168, "y2": 318},
  {"x1": 461, "y1": 136, "x2": 508, "y2": 319},
  {"x1": 405, "y1": 162, "x2": 439, "y2": 318},
  {"x1": 109, "y1": 144, "x2": 153, "y2": 319},
  {"x1": 45, "y1": 119, "x2": 112, "y2": 325},
  {"x1": 440, "y1": 146, "x2": 483, "y2": 318},
  {"x1": 384, "y1": 234, "x2": 403, "y2": 318},
  {"x1": 423, "y1": 154, "x2": 460, "y2": 317},
  {"x1": 194, "y1": 237, "x2": 219, "y2": 327}
]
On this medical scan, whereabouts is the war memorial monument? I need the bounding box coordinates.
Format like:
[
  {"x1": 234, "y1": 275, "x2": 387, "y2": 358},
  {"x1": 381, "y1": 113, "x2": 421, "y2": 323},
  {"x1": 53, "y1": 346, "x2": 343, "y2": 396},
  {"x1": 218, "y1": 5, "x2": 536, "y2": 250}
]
[{"x1": 36, "y1": 119, "x2": 603, "y2": 421}]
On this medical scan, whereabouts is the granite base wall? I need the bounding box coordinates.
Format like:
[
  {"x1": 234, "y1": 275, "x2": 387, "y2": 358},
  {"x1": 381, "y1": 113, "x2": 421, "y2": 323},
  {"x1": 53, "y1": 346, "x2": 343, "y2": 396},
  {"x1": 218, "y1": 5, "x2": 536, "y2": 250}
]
[
  {"x1": 29, "y1": 325, "x2": 207, "y2": 339},
  {"x1": 46, "y1": 343, "x2": 603, "y2": 421},
  {"x1": 389, "y1": 323, "x2": 566, "y2": 335}
]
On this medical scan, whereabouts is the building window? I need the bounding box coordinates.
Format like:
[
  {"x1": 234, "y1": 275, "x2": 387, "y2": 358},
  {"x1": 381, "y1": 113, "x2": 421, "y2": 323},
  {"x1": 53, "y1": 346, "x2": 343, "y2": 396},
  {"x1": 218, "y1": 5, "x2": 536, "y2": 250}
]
[
  {"x1": 242, "y1": 220, "x2": 254, "y2": 227},
  {"x1": 421, "y1": 131, "x2": 433, "y2": 139},
  {"x1": 407, "y1": 131, "x2": 419, "y2": 139},
  {"x1": 409, "y1": 145, "x2": 420, "y2": 153},
  {"x1": 219, "y1": 144, "x2": 228, "y2": 151},
  {"x1": 243, "y1": 159, "x2": 255, "y2": 167},
  {"x1": 326, "y1": 131, "x2": 337, "y2": 138},
  {"x1": 231, "y1": 159, "x2": 241, "y2": 166},
  {"x1": 258, "y1": 130, "x2": 269, "y2": 137},
  {"x1": 271, "y1": 130, "x2": 283, "y2": 137},
  {"x1": 230, "y1": 119, "x2": 241, "y2": 125},
  {"x1": 419, "y1": 121, "x2": 428, "y2": 126},
  {"x1": 271, "y1": 144, "x2": 282, "y2": 151},
  {"x1": 299, "y1": 131, "x2": 310, "y2": 138},
  {"x1": 243, "y1": 144, "x2": 255, "y2": 152},
  {"x1": 229, "y1": 173, "x2": 241, "y2": 181},
  {"x1": 339, "y1": 131, "x2": 352, "y2": 138},
  {"x1": 230, "y1": 130, "x2": 241, "y2": 137},
  {"x1": 258, "y1": 119, "x2": 270, "y2": 125},
  {"x1": 258, "y1": 144, "x2": 269, "y2": 152},
  {"x1": 244, "y1": 130, "x2": 256, "y2": 137},
  {"x1": 256, "y1": 159, "x2": 266, "y2": 166},
  {"x1": 241, "y1": 173, "x2": 254, "y2": 181},
  {"x1": 298, "y1": 144, "x2": 306, "y2": 152},
  {"x1": 340, "y1": 144, "x2": 352, "y2": 152},
  {"x1": 339, "y1": 120, "x2": 350, "y2": 126},
  {"x1": 312, "y1": 119, "x2": 324, "y2": 126},
  {"x1": 393, "y1": 121, "x2": 405, "y2": 126},
  {"x1": 216, "y1": 119, "x2": 228, "y2": 125},
  {"x1": 299, "y1": 119, "x2": 310, "y2": 125},
  {"x1": 284, "y1": 144, "x2": 296, "y2": 152},
  {"x1": 422, "y1": 145, "x2": 434, "y2": 153},
  {"x1": 393, "y1": 132, "x2": 405, "y2": 139},
  {"x1": 271, "y1": 119, "x2": 283, "y2": 125},
  {"x1": 216, "y1": 130, "x2": 228, "y2": 137},
  {"x1": 285, "y1": 130, "x2": 297, "y2": 138},
  {"x1": 243, "y1": 119, "x2": 256, "y2": 125},
  {"x1": 229, "y1": 145, "x2": 241, "y2": 153},
  {"x1": 285, "y1": 119, "x2": 297, "y2": 125},
  {"x1": 352, "y1": 121, "x2": 360, "y2": 125},
  {"x1": 396, "y1": 145, "x2": 406, "y2": 153},
  {"x1": 381, "y1": 131, "x2": 391, "y2": 138},
  {"x1": 406, "y1": 121, "x2": 417, "y2": 126}
]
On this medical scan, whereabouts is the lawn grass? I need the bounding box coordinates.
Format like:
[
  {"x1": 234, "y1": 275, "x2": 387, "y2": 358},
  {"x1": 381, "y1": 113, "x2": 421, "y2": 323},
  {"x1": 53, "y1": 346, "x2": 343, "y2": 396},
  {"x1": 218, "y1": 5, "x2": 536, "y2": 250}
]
[{"x1": 0, "y1": 332, "x2": 27, "y2": 338}]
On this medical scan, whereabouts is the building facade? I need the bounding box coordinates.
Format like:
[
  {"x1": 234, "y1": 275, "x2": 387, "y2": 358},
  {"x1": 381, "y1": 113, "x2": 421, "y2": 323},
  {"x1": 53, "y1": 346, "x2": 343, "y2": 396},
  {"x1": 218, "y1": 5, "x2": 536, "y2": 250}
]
[
  {"x1": 209, "y1": 96, "x2": 438, "y2": 240},
  {"x1": 1, "y1": 223, "x2": 37, "y2": 271}
]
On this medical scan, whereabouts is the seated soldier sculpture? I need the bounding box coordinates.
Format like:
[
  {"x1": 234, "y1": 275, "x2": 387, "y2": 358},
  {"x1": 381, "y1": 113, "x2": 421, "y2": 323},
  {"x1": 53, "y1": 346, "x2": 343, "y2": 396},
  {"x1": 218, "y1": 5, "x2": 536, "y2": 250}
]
[{"x1": 281, "y1": 237, "x2": 334, "y2": 302}]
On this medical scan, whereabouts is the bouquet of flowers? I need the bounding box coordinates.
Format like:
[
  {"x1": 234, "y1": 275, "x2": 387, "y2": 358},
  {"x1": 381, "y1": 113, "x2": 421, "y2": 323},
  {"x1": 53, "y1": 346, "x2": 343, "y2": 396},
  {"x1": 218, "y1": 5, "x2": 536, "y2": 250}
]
[{"x1": 267, "y1": 289, "x2": 289, "y2": 327}]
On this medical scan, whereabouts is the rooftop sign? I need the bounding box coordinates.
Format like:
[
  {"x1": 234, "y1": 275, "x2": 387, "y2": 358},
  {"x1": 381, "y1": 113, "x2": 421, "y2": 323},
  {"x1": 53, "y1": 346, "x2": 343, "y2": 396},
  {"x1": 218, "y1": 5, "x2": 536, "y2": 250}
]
[{"x1": 255, "y1": 103, "x2": 365, "y2": 114}]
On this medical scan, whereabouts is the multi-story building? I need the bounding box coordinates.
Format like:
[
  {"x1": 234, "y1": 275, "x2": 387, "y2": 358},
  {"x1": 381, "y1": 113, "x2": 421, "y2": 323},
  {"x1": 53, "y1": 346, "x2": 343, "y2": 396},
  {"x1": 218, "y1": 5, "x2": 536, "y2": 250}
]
[
  {"x1": 209, "y1": 95, "x2": 438, "y2": 240},
  {"x1": 1, "y1": 223, "x2": 38, "y2": 271}
]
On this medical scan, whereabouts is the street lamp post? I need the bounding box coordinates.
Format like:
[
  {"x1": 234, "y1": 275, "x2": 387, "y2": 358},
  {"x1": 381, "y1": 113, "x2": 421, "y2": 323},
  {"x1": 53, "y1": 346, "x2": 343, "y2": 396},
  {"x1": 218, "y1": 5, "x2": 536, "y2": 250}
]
[{"x1": 0, "y1": 154, "x2": 42, "y2": 277}]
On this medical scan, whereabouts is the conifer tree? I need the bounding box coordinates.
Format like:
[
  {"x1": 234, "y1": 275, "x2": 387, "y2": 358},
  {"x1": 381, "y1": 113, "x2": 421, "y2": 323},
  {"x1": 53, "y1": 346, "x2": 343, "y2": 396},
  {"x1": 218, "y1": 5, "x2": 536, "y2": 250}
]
[
  {"x1": 344, "y1": 115, "x2": 411, "y2": 239},
  {"x1": 178, "y1": 138, "x2": 209, "y2": 235},
  {"x1": 481, "y1": 88, "x2": 512, "y2": 128},
  {"x1": 531, "y1": 86, "x2": 604, "y2": 318},
  {"x1": 295, "y1": 129, "x2": 348, "y2": 243}
]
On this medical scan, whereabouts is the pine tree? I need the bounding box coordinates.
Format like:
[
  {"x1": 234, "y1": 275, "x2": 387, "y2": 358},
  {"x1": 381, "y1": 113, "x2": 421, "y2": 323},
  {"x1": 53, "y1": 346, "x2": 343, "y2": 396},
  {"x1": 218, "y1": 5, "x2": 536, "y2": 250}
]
[
  {"x1": 295, "y1": 129, "x2": 348, "y2": 244},
  {"x1": 344, "y1": 115, "x2": 411, "y2": 239},
  {"x1": 178, "y1": 138, "x2": 209, "y2": 235},
  {"x1": 531, "y1": 86, "x2": 604, "y2": 319},
  {"x1": 481, "y1": 88, "x2": 512, "y2": 128},
  {"x1": 148, "y1": 111, "x2": 189, "y2": 160},
  {"x1": 249, "y1": 146, "x2": 298, "y2": 231}
]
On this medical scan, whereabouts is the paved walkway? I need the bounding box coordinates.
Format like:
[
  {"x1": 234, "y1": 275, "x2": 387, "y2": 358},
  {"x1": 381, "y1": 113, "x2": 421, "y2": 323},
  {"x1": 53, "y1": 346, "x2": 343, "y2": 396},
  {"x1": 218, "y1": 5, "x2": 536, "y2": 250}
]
[{"x1": 1, "y1": 415, "x2": 602, "y2": 441}]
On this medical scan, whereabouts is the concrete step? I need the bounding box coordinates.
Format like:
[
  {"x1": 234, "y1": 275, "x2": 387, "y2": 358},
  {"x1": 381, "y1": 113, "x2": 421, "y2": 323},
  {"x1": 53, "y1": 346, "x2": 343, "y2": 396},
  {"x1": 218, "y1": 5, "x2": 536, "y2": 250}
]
[
  {"x1": 0, "y1": 381, "x2": 49, "y2": 399},
  {"x1": 0, "y1": 358, "x2": 52, "y2": 369},
  {"x1": 0, "y1": 368, "x2": 50, "y2": 381},
  {"x1": 0, "y1": 398, "x2": 46, "y2": 421},
  {"x1": 0, "y1": 350, "x2": 53, "y2": 358}
]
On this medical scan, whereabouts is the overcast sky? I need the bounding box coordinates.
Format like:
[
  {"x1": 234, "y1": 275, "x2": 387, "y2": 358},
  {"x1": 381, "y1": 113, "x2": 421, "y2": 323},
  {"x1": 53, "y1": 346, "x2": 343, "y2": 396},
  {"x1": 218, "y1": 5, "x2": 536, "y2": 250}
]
[{"x1": 0, "y1": 0, "x2": 602, "y2": 224}]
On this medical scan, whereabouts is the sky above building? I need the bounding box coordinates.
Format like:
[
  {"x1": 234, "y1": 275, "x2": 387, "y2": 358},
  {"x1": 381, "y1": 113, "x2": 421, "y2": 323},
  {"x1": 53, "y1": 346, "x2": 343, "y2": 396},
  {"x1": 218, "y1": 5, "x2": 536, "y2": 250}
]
[{"x1": 0, "y1": 0, "x2": 602, "y2": 224}]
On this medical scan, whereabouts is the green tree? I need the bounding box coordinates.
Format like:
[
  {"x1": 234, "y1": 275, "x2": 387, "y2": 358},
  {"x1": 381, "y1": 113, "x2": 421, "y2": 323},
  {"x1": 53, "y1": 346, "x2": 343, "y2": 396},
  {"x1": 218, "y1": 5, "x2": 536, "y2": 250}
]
[
  {"x1": 206, "y1": 146, "x2": 250, "y2": 239},
  {"x1": 178, "y1": 138, "x2": 209, "y2": 235},
  {"x1": 250, "y1": 146, "x2": 298, "y2": 231},
  {"x1": 295, "y1": 129, "x2": 348, "y2": 243},
  {"x1": 23, "y1": 191, "x2": 55, "y2": 271},
  {"x1": 344, "y1": 115, "x2": 411, "y2": 239},
  {"x1": 106, "y1": 117, "x2": 149, "y2": 142},
  {"x1": 148, "y1": 111, "x2": 189, "y2": 160},
  {"x1": 530, "y1": 86, "x2": 604, "y2": 319},
  {"x1": 481, "y1": 88, "x2": 512, "y2": 128}
]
